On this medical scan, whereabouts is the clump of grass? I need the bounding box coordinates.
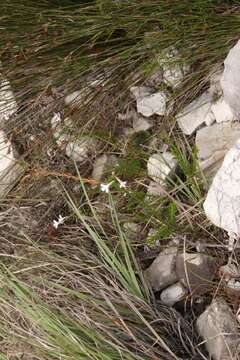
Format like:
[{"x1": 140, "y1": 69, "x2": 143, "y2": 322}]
[{"x1": 0, "y1": 184, "x2": 204, "y2": 359}]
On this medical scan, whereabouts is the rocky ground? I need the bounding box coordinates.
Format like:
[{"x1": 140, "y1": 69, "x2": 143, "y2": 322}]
[{"x1": 1, "y1": 34, "x2": 240, "y2": 359}]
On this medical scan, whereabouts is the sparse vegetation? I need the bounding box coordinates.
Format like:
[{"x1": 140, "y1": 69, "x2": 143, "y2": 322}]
[{"x1": 0, "y1": 0, "x2": 239, "y2": 358}]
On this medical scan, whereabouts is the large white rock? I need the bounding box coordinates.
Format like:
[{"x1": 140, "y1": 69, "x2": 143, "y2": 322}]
[
  {"x1": 177, "y1": 91, "x2": 214, "y2": 135},
  {"x1": 147, "y1": 152, "x2": 177, "y2": 185},
  {"x1": 137, "y1": 92, "x2": 167, "y2": 117},
  {"x1": 160, "y1": 282, "x2": 187, "y2": 306},
  {"x1": 0, "y1": 131, "x2": 22, "y2": 196},
  {"x1": 221, "y1": 40, "x2": 240, "y2": 119},
  {"x1": 197, "y1": 298, "x2": 240, "y2": 360},
  {"x1": 211, "y1": 97, "x2": 235, "y2": 123},
  {"x1": 0, "y1": 78, "x2": 17, "y2": 123},
  {"x1": 144, "y1": 246, "x2": 178, "y2": 291},
  {"x1": 203, "y1": 138, "x2": 240, "y2": 235},
  {"x1": 130, "y1": 86, "x2": 167, "y2": 117},
  {"x1": 196, "y1": 122, "x2": 240, "y2": 179}
]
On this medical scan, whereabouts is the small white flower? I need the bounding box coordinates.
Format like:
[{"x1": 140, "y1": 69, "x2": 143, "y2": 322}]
[
  {"x1": 100, "y1": 182, "x2": 112, "y2": 193},
  {"x1": 53, "y1": 220, "x2": 59, "y2": 229},
  {"x1": 58, "y1": 215, "x2": 64, "y2": 224},
  {"x1": 115, "y1": 176, "x2": 127, "y2": 189},
  {"x1": 53, "y1": 214, "x2": 65, "y2": 229},
  {"x1": 119, "y1": 180, "x2": 127, "y2": 188}
]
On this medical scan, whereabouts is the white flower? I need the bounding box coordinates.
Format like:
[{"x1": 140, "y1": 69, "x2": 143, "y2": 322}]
[
  {"x1": 115, "y1": 176, "x2": 127, "y2": 189},
  {"x1": 119, "y1": 180, "x2": 127, "y2": 188},
  {"x1": 53, "y1": 214, "x2": 65, "y2": 229},
  {"x1": 100, "y1": 182, "x2": 112, "y2": 193}
]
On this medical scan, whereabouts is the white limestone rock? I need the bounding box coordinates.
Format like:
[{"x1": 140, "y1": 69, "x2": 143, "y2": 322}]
[
  {"x1": 137, "y1": 92, "x2": 167, "y2": 117},
  {"x1": 197, "y1": 298, "x2": 240, "y2": 360},
  {"x1": 132, "y1": 116, "x2": 153, "y2": 132},
  {"x1": 158, "y1": 47, "x2": 190, "y2": 89},
  {"x1": 130, "y1": 86, "x2": 152, "y2": 100},
  {"x1": 66, "y1": 137, "x2": 97, "y2": 162},
  {"x1": 211, "y1": 97, "x2": 235, "y2": 123},
  {"x1": 221, "y1": 40, "x2": 240, "y2": 119},
  {"x1": 118, "y1": 110, "x2": 153, "y2": 134},
  {"x1": 92, "y1": 154, "x2": 118, "y2": 182},
  {"x1": 177, "y1": 91, "x2": 213, "y2": 135},
  {"x1": 196, "y1": 122, "x2": 240, "y2": 179},
  {"x1": 0, "y1": 78, "x2": 17, "y2": 124},
  {"x1": 203, "y1": 138, "x2": 240, "y2": 236},
  {"x1": 160, "y1": 282, "x2": 187, "y2": 306},
  {"x1": 147, "y1": 152, "x2": 177, "y2": 185},
  {"x1": 0, "y1": 131, "x2": 22, "y2": 197},
  {"x1": 130, "y1": 86, "x2": 167, "y2": 117},
  {"x1": 144, "y1": 246, "x2": 178, "y2": 291},
  {"x1": 163, "y1": 66, "x2": 186, "y2": 89}
]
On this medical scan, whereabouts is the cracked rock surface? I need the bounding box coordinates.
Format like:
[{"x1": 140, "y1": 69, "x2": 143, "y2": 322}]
[
  {"x1": 203, "y1": 138, "x2": 240, "y2": 235},
  {"x1": 176, "y1": 91, "x2": 213, "y2": 135},
  {"x1": 130, "y1": 86, "x2": 167, "y2": 117}
]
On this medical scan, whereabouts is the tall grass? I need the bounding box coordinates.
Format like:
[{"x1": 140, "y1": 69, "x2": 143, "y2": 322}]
[
  {"x1": 1, "y1": 0, "x2": 240, "y2": 125},
  {"x1": 0, "y1": 188, "x2": 203, "y2": 359}
]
